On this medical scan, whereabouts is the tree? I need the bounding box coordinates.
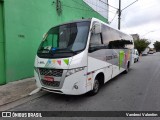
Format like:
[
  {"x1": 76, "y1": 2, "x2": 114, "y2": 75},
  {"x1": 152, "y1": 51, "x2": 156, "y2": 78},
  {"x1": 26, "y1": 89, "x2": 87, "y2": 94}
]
[
  {"x1": 134, "y1": 39, "x2": 150, "y2": 54},
  {"x1": 153, "y1": 41, "x2": 160, "y2": 52}
]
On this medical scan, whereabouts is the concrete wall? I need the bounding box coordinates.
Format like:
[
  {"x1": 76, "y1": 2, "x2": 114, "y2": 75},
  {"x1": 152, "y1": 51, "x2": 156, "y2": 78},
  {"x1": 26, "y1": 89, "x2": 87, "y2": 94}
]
[
  {"x1": 0, "y1": 1, "x2": 5, "y2": 84},
  {"x1": 3, "y1": 0, "x2": 107, "y2": 83}
]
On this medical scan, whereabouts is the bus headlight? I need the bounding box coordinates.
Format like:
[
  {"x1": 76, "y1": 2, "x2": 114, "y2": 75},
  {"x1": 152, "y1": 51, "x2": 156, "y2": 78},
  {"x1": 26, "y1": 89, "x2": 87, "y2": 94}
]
[{"x1": 66, "y1": 67, "x2": 85, "y2": 77}]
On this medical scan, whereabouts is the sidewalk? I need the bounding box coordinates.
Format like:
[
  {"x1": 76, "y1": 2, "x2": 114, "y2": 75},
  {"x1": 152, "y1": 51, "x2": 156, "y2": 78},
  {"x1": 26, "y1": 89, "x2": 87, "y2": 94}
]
[{"x1": 0, "y1": 78, "x2": 37, "y2": 106}]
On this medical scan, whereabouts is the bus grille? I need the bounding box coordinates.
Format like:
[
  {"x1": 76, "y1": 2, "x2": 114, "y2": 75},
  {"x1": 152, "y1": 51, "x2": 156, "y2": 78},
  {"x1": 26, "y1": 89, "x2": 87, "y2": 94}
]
[
  {"x1": 39, "y1": 68, "x2": 63, "y2": 77},
  {"x1": 41, "y1": 80, "x2": 60, "y2": 87}
]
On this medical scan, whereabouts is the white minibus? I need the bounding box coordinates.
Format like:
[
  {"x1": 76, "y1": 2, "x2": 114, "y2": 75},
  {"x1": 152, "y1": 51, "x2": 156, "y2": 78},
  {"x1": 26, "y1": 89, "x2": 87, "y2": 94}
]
[{"x1": 34, "y1": 18, "x2": 134, "y2": 95}]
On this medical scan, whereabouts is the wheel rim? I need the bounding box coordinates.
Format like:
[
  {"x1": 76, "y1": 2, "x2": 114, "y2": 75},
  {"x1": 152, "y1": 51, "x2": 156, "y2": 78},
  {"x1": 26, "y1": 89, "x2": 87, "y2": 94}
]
[{"x1": 94, "y1": 80, "x2": 99, "y2": 93}]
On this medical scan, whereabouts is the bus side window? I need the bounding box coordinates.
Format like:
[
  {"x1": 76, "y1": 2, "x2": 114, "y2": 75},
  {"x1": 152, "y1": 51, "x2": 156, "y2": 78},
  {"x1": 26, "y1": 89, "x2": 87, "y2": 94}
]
[
  {"x1": 89, "y1": 33, "x2": 104, "y2": 52},
  {"x1": 90, "y1": 33, "x2": 101, "y2": 46},
  {"x1": 101, "y1": 24, "x2": 113, "y2": 47}
]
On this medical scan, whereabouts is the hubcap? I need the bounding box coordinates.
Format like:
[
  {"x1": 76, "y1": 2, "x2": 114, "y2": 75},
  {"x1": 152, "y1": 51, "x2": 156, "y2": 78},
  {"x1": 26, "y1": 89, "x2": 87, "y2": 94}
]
[{"x1": 94, "y1": 80, "x2": 99, "y2": 93}]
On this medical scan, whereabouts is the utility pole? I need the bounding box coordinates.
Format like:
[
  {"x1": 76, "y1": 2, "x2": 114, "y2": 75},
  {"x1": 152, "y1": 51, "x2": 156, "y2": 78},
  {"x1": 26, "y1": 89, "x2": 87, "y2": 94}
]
[
  {"x1": 118, "y1": 0, "x2": 138, "y2": 30},
  {"x1": 106, "y1": 0, "x2": 109, "y2": 23},
  {"x1": 100, "y1": 0, "x2": 138, "y2": 29},
  {"x1": 118, "y1": 0, "x2": 121, "y2": 30}
]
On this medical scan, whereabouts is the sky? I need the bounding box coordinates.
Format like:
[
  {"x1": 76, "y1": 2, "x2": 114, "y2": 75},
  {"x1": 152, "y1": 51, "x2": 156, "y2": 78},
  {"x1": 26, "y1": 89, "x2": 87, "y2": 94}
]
[{"x1": 108, "y1": 0, "x2": 160, "y2": 48}]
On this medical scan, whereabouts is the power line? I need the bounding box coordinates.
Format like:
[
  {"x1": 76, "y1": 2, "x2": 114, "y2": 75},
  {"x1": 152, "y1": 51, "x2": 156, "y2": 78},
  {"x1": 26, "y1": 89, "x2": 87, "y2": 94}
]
[
  {"x1": 71, "y1": 0, "x2": 89, "y2": 9},
  {"x1": 54, "y1": 0, "x2": 118, "y2": 22},
  {"x1": 118, "y1": 0, "x2": 138, "y2": 30},
  {"x1": 87, "y1": 1, "x2": 116, "y2": 13},
  {"x1": 83, "y1": 1, "x2": 108, "y2": 11},
  {"x1": 109, "y1": 11, "x2": 118, "y2": 24},
  {"x1": 121, "y1": 0, "x2": 138, "y2": 11},
  {"x1": 99, "y1": 0, "x2": 118, "y2": 10},
  {"x1": 99, "y1": 0, "x2": 138, "y2": 29},
  {"x1": 71, "y1": 0, "x2": 116, "y2": 14},
  {"x1": 70, "y1": 0, "x2": 90, "y2": 17},
  {"x1": 141, "y1": 29, "x2": 160, "y2": 37},
  {"x1": 62, "y1": 4, "x2": 108, "y2": 13}
]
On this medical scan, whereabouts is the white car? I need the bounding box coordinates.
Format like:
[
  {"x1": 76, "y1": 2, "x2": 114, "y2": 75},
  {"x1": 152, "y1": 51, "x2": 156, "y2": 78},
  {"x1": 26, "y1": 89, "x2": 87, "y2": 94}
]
[
  {"x1": 149, "y1": 50, "x2": 154, "y2": 54},
  {"x1": 134, "y1": 49, "x2": 139, "y2": 62},
  {"x1": 142, "y1": 48, "x2": 149, "y2": 56}
]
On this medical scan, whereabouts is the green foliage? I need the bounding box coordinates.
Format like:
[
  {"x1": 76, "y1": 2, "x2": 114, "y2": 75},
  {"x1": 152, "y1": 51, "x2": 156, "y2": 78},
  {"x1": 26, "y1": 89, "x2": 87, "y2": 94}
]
[
  {"x1": 154, "y1": 41, "x2": 160, "y2": 51},
  {"x1": 134, "y1": 39, "x2": 150, "y2": 54}
]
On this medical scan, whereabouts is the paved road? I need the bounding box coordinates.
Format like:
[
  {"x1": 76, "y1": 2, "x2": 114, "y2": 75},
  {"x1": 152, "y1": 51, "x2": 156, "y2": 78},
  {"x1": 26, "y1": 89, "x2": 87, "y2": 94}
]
[{"x1": 7, "y1": 52, "x2": 160, "y2": 119}]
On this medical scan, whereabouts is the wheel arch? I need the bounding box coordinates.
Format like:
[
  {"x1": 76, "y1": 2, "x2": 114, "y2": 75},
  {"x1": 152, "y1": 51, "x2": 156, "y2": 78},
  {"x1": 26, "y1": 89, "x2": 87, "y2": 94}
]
[{"x1": 93, "y1": 71, "x2": 105, "y2": 87}]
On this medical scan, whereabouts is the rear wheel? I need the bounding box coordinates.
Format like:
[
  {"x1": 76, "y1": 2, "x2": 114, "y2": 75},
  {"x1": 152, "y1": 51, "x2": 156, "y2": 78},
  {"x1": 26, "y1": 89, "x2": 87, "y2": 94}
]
[{"x1": 89, "y1": 79, "x2": 100, "y2": 96}]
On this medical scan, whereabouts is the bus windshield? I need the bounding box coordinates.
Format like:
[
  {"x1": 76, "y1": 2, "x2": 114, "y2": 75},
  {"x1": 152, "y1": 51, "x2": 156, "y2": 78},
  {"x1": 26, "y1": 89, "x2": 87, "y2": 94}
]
[{"x1": 37, "y1": 21, "x2": 90, "y2": 58}]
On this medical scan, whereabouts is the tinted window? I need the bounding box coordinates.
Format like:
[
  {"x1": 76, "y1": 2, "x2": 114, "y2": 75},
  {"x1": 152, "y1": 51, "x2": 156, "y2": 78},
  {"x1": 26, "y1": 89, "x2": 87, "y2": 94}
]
[
  {"x1": 90, "y1": 33, "x2": 102, "y2": 47},
  {"x1": 102, "y1": 25, "x2": 112, "y2": 45},
  {"x1": 108, "y1": 40, "x2": 133, "y2": 49},
  {"x1": 101, "y1": 24, "x2": 134, "y2": 49},
  {"x1": 89, "y1": 24, "x2": 106, "y2": 52}
]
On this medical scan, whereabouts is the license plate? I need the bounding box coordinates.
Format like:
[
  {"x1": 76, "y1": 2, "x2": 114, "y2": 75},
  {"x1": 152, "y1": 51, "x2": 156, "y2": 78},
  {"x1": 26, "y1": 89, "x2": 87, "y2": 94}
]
[{"x1": 44, "y1": 76, "x2": 54, "y2": 82}]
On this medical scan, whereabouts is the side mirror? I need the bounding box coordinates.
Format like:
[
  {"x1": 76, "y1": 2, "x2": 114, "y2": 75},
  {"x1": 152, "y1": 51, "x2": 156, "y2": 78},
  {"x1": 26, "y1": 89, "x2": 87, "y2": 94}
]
[{"x1": 92, "y1": 23, "x2": 101, "y2": 34}]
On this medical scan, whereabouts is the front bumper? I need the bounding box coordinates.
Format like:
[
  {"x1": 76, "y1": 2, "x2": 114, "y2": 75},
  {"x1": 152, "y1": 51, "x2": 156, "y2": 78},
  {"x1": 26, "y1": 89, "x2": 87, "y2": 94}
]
[{"x1": 34, "y1": 68, "x2": 87, "y2": 95}]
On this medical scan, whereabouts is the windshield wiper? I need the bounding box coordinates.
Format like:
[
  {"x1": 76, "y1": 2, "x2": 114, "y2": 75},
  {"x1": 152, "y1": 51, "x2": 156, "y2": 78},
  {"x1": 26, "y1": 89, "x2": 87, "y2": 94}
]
[
  {"x1": 38, "y1": 48, "x2": 50, "y2": 53},
  {"x1": 39, "y1": 48, "x2": 50, "y2": 51},
  {"x1": 64, "y1": 49, "x2": 77, "y2": 54},
  {"x1": 54, "y1": 49, "x2": 77, "y2": 55}
]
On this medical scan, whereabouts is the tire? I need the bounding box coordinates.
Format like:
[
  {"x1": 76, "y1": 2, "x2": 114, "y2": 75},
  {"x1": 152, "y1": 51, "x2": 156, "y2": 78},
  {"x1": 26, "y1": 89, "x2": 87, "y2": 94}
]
[
  {"x1": 137, "y1": 58, "x2": 139, "y2": 62},
  {"x1": 89, "y1": 79, "x2": 100, "y2": 96}
]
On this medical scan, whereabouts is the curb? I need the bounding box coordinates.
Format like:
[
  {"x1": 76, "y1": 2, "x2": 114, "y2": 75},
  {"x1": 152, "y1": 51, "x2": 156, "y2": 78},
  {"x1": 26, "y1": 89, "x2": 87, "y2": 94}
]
[{"x1": 0, "y1": 91, "x2": 47, "y2": 111}]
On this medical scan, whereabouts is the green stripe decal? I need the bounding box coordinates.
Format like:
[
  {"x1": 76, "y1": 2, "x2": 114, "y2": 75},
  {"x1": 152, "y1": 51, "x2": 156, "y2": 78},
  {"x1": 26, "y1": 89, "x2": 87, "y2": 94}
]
[
  {"x1": 63, "y1": 59, "x2": 69, "y2": 65},
  {"x1": 119, "y1": 50, "x2": 124, "y2": 69}
]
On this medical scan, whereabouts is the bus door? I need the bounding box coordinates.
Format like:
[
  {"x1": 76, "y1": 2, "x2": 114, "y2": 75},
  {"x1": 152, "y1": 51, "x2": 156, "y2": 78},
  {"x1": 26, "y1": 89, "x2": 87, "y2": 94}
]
[{"x1": 88, "y1": 30, "x2": 112, "y2": 83}]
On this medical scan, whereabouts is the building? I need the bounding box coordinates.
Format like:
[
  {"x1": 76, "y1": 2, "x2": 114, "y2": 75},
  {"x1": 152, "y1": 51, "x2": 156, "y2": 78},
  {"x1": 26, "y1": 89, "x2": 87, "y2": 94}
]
[
  {"x1": 0, "y1": 0, "x2": 108, "y2": 85},
  {"x1": 131, "y1": 34, "x2": 140, "y2": 41}
]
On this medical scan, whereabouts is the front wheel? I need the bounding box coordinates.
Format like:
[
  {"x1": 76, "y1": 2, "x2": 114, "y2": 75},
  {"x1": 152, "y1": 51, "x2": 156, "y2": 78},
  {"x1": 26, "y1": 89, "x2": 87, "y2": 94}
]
[{"x1": 89, "y1": 79, "x2": 100, "y2": 96}]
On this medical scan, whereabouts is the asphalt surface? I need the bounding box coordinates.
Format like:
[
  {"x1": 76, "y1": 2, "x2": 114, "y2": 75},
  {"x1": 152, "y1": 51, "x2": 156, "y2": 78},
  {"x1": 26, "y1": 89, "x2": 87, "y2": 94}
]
[{"x1": 4, "y1": 52, "x2": 160, "y2": 120}]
